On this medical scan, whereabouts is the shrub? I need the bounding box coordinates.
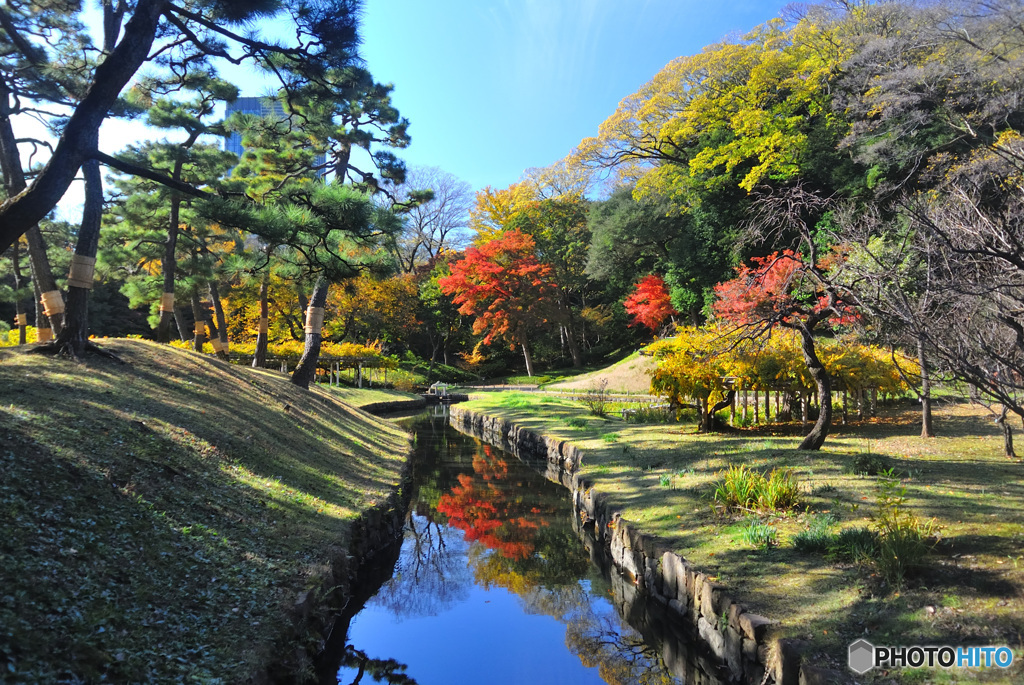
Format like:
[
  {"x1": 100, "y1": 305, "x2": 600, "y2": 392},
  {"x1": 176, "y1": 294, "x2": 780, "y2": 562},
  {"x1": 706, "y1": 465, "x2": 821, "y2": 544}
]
[
  {"x1": 712, "y1": 465, "x2": 801, "y2": 513},
  {"x1": 845, "y1": 452, "x2": 889, "y2": 476},
  {"x1": 579, "y1": 380, "x2": 610, "y2": 417},
  {"x1": 392, "y1": 377, "x2": 416, "y2": 393},
  {"x1": 622, "y1": 405, "x2": 676, "y2": 424},
  {"x1": 741, "y1": 518, "x2": 778, "y2": 550}
]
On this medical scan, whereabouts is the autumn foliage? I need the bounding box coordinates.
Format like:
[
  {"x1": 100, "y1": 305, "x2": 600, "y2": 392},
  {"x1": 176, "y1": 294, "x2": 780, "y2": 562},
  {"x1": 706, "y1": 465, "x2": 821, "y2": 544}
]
[
  {"x1": 713, "y1": 250, "x2": 858, "y2": 329},
  {"x1": 437, "y1": 230, "x2": 556, "y2": 349},
  {"x1": 623, "y1": 274, "x2": 677, "y2": 332},
  {"x1": 711, "y1": 251, "x2": 802, "y2": 326},
  {"x1": 436, "y1": 447, "x2": 548, "y2": 560}
]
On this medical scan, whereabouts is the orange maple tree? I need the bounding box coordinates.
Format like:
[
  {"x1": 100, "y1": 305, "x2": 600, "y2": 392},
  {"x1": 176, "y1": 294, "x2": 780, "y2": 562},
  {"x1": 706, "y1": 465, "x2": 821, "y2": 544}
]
[
  {"x1": 437, "y1": 230, "x2": 557, "y2": 375},
  {"x1": 623, "y1": 274, "x2": 677, "y2": 332}
]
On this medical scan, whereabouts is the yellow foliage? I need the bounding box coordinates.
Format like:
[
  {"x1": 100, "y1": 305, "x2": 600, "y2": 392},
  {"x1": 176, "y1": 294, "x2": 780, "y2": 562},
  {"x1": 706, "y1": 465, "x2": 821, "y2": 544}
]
[
  {"x1": 468, "y1": 182, "x2": 538, "y2": 244},
  {"x1": 167, "y1": 338, "x2": 395, "y2": 367},
  {"x1": 569, "y1": 15, "x2": 852, "y2": 202},
  {"x1": 651, "y1": 327, "x2": 917, "y2": 408},
  {"x1": 0, "y1": 326, "x2": 38, "y2": 347}
]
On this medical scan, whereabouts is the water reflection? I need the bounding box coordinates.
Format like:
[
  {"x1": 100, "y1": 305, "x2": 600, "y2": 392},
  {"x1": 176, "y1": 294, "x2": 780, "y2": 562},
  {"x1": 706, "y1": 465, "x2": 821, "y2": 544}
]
[{"x1": 334, "y1": 413, "x2": 685, "y2": 685}]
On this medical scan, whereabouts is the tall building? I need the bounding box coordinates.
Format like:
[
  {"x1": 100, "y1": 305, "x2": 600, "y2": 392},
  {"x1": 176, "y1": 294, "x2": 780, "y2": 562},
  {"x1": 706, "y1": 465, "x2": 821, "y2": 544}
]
[{"x1": 224, "y1": 97, "x2": 326, "y2": 175}]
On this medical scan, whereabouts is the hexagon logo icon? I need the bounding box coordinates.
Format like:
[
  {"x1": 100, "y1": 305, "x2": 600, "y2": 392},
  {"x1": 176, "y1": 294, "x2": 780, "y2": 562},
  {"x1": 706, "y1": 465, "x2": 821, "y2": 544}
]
[{"x1": 848, "y1": 639, "x2": 875, "y2": 674}]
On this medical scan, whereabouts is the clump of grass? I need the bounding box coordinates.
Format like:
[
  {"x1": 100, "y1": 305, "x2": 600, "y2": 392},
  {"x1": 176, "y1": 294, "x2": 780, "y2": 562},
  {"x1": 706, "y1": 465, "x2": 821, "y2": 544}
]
[
  {"x1": 712, "y1": 465, "x2": 801, "y2": 513},
  {"x1": 793, "y1": 513, "x2": 839, "y2": 553},
  {"x1": 873, "y1": 469, "x2": 935, "y2": 588},
  {"x1": 741, "y1": 517, "x2": 779, "y2": 550},
  {"x1": 828, "y1": 526, "x2": 879, "y2": 563},
  {"x1": 565, "y1": 417, "x2": 588, "y2": 429},
  {"x1": 844, "y1": 452, "x2": 890, "y2": 476},
  {"x1": 713, "y1": 464, "x2": 762, "y2": 509},
  {"x1": 659, "y1": 473, "x2": 672, "y2": 487},
  {"x1": 600, "y1": 432, "x2": 619, "y2": 443},
  {"x1": 499, "y1": 394, "x2": 533, "y2": 408},
  {"x1": 761, "y1": 468, "x2": 800, "y2": 510}
]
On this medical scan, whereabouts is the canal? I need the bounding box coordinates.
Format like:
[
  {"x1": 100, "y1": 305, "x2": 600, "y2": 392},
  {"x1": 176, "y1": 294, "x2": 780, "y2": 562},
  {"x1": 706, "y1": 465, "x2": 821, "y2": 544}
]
[{"x1": 321, "y1": 408, "x2": 725, "y2": 685}]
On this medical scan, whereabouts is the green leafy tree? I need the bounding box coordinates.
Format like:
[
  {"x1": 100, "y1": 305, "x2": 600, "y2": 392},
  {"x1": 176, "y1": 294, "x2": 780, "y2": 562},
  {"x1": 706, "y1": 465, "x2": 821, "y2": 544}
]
[{"x1": 0, "y1": 0, "x2": 364, "y2": 253}]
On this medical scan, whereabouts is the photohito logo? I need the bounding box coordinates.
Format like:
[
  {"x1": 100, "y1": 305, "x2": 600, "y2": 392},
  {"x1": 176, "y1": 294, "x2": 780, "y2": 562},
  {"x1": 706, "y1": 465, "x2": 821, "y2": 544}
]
[{"x1": 848, "y1": 639, "x2": 1014, "y2": 674}]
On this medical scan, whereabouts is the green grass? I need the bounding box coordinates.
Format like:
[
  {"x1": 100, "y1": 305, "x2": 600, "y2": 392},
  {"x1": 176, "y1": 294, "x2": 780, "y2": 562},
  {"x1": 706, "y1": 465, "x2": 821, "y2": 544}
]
[
  {"x1": 0, "y1": 340, "x2": 409, "y2": 683},
  {"x1": 325, "y1": 385, "x2": 421, "y2": 409},
  {"x1": 458, "y1": 392, "x2": 1024, "y2": 682}
]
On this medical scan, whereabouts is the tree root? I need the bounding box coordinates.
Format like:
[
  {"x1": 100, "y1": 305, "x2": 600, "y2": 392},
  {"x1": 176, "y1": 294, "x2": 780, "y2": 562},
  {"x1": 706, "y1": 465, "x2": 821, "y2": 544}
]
[{"x1": 29, "y1": 340, "x2": 126, "y2": 364}]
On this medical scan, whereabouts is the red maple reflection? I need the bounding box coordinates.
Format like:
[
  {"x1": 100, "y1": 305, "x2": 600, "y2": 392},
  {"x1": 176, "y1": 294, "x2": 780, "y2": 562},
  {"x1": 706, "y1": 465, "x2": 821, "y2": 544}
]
[{"x1": 436, "y1": 446, "x2": 548, "y2": 560}]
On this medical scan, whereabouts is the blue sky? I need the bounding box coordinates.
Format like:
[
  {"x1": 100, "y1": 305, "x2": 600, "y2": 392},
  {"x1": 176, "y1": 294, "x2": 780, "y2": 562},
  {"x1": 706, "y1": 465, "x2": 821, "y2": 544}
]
[
  {"x1": 43, "y1": 1, "x2": 792, "y2": 218},
  {"x1": 357, "y1": 0, "x2": 794, "y2": 193}
]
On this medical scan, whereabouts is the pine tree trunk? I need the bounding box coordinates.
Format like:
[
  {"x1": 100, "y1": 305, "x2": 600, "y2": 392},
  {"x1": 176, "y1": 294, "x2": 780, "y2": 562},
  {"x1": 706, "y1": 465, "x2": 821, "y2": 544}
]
[
  {"x1": 209, "y1": 281, "x2": 229, "y2": 360},
  {"x1": 0, "y1": 89, "x2": 63, "y2": 335},
  {"x1": 26, "y1": 228, "x2": 63, "y2": 335},
  {"x1": 155, "y1": 130, "x2": 199, "y2": 343},
  {"x1": 191, "y1": 292, "x2": 207, "y2": 352},
  {"x1": 796, "y1": 325, "x2": 832, "y2": 451},
  {"x1": 156, "y1": 195, "x2": 180, "y2": 343},
  {"x1": 917, "y1": 338, "x2": 935, "y2": 438},
  {"x1": 49, "y1": 159, "x2": 102, "y2": 358},
  {"x1": 292, "y1": 277, "x2": 329, "y2": 389},
  {"x1": 32, "y1": 279, "x2": 45, "y2": 336},
  {"x1": 253, "y1": 274, "x2": 269, "y2": 368},
  {"x1": 11, "y1": 242, "x2": 27, "y2": 345},
  {"x1": 173, "y1": 306, "x2": 189, "y2": 342}
]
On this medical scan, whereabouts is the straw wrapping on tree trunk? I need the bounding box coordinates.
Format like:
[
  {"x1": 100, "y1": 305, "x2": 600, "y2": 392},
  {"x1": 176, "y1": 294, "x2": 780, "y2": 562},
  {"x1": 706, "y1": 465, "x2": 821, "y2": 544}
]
[
  {"x1": 304, "y1": 306, "x2": 325, "y2": 334},
  {"x1": 66, "y1": 255, "x2": 96, "y2": 289},
  {"x1": 159, "y1": 292, "x2": 175, "y2": 312},
  {"x1": 40, "y1": 290, "x2": 65, "y2": 316}
]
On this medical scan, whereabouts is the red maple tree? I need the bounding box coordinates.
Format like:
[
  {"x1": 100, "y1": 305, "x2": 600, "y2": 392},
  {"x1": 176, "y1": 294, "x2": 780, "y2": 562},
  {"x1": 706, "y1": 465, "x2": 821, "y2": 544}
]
[
  {"x1": 623, "y1": 274, "x2": 678, "y2": 332},
  {"x1": 711, "y1": 249, "x2": 857, "y2": 451},
  {"x1": 712, "y1": 250, "x2": 858, "y2": 328},
  {"x1": 712, "y1": 251, "x2": 802, "y2": 326},
  {"x1": 437, "y1": 230, "x2": 557, "y2": 375}
]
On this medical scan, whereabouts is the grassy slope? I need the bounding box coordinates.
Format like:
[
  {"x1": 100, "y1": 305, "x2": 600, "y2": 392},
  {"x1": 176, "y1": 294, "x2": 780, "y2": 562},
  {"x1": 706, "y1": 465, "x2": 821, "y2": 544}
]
[
  {"x1": 544, "y1": 351, "x2": 658, "y2": 393},
  {"x1": 461, "y1": 392, "x2": 1024, "y2": 682},
  {"x1": 0, "y1": 340, "x2": 409, "y2": 683}
]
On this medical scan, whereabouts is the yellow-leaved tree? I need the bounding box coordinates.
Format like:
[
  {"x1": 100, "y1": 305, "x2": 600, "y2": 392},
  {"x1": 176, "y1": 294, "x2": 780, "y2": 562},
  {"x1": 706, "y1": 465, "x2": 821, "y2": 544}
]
[
  {"x1": 568, "y1": 13, "x2": 851, "y2": 202},
  {"x1": 650, "y1": 327, "x2": 917, "y2": 433}
]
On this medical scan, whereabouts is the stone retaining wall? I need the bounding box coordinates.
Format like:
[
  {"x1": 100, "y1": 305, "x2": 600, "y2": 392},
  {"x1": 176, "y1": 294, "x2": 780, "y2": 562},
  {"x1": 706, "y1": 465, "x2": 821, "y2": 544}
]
[
  {"x1": 450, "y1": 406, "x2": 822, "y2": 685},
  {"x1": 259, "y1": 463, "x2": 412, "y2": 684},
  {"x1": 357, "y1": 397, "x2": 427, "y2": 414}
]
